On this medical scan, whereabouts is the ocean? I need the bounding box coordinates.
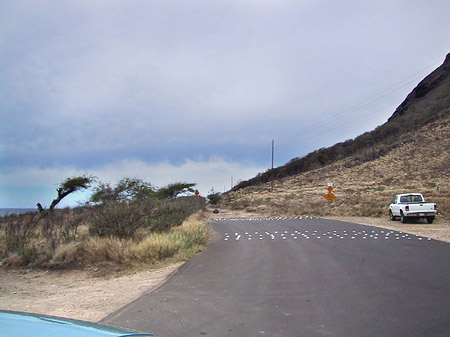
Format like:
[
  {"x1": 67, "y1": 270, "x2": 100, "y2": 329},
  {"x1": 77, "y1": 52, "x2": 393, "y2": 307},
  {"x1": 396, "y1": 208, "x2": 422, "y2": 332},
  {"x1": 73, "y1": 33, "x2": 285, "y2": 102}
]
[{"x1": 0, "y1": 208, "x2": 37, "y2": 216}]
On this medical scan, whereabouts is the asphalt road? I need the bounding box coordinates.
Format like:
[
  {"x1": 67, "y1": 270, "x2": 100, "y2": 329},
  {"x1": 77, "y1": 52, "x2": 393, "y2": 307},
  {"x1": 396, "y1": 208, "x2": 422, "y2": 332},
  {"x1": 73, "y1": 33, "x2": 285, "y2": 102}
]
[{"x1": 103, "y1": 217, "x2": 450, "y2": 337}]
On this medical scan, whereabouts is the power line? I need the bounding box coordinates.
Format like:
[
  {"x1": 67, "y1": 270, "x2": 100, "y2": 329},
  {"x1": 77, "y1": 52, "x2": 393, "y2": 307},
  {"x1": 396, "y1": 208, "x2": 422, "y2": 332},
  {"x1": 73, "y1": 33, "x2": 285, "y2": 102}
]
[
  {"x1": 241, "y1": 57, "x2": 443, "y2": 174},
  {"x1": 277, "y1": 58, "x2": 442, "y2": 144}
]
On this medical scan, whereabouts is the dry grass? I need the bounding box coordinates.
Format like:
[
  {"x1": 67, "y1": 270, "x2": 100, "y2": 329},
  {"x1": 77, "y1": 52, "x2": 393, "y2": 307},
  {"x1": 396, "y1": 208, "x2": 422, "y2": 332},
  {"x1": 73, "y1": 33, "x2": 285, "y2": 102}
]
[
  {"x1": 222, "y1": 116, "x2": 450, "y2": 220},
  {"x1": 44, "y1": 211, "x2": 209, "y2": 270},
  {"x1": 128, "y1": 213, "x2": 208, "y2": 262}
]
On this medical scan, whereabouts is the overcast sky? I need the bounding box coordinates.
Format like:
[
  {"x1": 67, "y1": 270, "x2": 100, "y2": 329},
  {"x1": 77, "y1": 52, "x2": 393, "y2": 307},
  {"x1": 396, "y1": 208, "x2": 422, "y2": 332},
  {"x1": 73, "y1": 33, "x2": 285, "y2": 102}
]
[{"x1": 1, "y1": 1, "x2": 449, "y2": 208}]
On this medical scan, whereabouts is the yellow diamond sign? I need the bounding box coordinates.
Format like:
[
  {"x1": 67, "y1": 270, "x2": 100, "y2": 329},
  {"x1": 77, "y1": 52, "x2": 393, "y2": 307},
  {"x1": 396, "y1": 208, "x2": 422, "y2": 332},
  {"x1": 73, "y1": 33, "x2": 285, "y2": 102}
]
[{"x1": 325, "y1": 192, "x2": 336, "y2": 203}]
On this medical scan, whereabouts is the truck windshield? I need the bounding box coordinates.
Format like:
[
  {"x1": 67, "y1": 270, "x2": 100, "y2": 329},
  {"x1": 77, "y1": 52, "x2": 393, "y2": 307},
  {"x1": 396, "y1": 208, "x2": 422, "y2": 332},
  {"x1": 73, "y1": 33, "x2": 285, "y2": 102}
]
[{"x1": 400, "y1": 195, "x2": 423, "y2": 203}]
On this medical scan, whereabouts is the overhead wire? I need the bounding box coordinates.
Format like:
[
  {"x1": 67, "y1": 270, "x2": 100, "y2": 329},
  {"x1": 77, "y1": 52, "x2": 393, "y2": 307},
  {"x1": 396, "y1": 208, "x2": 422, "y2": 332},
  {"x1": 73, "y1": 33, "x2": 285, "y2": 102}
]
[
  {"x1": 240, "y1": 57, "x2": 443, "y2": 173},
  {"x1": 276, "y1": 58, "x2": 443, "y2": 145}
]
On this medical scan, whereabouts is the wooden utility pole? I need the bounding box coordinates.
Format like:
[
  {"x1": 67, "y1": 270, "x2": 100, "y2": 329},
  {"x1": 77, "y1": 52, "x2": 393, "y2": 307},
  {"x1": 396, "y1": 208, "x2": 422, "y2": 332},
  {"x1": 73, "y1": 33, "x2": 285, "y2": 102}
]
[
  {"x1": 271, "y1": 139, "x2": 274, "y2": 170},
  {"x1": 271, "y1": 139, "x2": 274, "y2": 192}
]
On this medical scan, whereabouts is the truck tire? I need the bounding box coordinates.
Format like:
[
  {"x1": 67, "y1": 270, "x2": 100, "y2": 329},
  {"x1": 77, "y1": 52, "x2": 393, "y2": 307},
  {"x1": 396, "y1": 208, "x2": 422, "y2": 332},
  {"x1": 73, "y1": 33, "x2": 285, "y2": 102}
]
[
  {"x1": 389, "y1": 210, "x2": 396, "y2": 221},
  {"x1": 426, "y1": 217, "x2": 434, "y2": 224},
  {"x1": 400, "y1": 212, "x2": 408, "y2": 223}
]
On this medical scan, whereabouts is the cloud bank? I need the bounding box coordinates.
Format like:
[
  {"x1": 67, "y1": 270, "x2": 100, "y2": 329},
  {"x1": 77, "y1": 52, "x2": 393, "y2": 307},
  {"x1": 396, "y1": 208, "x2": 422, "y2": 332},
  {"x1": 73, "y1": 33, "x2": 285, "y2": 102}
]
[{"x1": 1, "y1": 1, "x2": 449, "y2": 207}]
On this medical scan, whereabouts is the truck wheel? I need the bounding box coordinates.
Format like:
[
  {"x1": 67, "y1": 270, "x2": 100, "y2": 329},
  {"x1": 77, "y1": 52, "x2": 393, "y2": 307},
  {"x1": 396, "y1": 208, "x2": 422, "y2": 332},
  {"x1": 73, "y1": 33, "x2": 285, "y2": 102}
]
[
  {"x1": 426, "y1": 217, "x2": 434, "y2": 224},
  {"x1": 400, "y1": 212, "x2": 407, "y2": 223},
  {"x1": 389, "y1": 210, "x2": 396, "y2": 221}
]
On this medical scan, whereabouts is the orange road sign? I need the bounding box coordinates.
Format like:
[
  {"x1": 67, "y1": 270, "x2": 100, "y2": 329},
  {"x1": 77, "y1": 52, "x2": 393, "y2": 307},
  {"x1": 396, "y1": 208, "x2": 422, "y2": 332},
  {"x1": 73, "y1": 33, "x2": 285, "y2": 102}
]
[
  {"x1": 327, "y1": 186, "x2": 334, "y2": 192},
  {"x1": 195, "y1": 190, "x2": 200, "y2": 196},
  {"x1": 325, "y1": 192, "x2": 336, "y2": 203}
]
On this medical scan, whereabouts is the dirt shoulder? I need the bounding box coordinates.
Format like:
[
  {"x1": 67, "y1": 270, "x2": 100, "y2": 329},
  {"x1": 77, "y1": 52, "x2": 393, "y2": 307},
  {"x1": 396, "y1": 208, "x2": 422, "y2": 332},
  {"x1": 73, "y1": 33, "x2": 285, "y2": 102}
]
[{"x1": 0, "y1": 262, "x2": 182, "y2": 322}]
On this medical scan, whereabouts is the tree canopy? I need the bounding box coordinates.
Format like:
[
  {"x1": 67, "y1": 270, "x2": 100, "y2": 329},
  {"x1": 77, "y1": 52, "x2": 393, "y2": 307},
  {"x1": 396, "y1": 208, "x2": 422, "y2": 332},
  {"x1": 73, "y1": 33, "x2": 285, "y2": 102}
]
[
  {"x1": 155, "y1": 182, "x2": 196, "y2": 200},
  {"x1": 90, "y1": 178, "x2": 155, "y2": 203},
  {"x1": 90, "y1": 179, "x2": 196, "y2": 204}
]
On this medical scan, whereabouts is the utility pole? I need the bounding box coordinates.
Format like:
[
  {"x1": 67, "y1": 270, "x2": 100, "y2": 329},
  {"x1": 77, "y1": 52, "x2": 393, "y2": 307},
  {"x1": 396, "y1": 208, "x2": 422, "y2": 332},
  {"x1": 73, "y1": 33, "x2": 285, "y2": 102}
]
[
  {"x1": 231, "y1": 176, "x2": 233, "y2": 190},
  {"x1": 271, "y1": 139, "x2": 274, "y2": 192},
  {"x1": 271, "y1": 139, "x2": 275, "y2": 170}
]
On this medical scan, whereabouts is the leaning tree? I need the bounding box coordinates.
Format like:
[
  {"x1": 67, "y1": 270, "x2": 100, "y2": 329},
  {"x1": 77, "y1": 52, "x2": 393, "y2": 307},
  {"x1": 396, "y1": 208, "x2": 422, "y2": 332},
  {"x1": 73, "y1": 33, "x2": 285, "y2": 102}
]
[{"x1": 37, "y1": 176, "x2": 94, "y2": 212}]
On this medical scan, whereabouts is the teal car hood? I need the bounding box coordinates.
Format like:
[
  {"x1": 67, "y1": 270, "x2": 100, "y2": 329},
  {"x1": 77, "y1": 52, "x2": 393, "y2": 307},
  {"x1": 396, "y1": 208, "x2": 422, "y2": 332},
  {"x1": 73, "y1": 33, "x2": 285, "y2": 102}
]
[{"x1": 0, "y1": 311, "x2": 154, "y2": 337}]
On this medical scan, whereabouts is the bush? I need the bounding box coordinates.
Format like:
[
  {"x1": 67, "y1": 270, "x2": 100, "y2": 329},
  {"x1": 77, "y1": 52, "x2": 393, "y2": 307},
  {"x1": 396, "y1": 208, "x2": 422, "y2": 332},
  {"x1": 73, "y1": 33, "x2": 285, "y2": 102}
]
[
  {"x1": 150, "y1": 197, "x2": 205, "y2": 232},
  {"x1": 2, "y1": 212, "x2": 39, "y2": 253},
  {"x1": 88, "y1": 197, "x2": 205, "y2": 238},
  {"x1": 207, "y1": 192, "x2": 222, "y2": 205},
  {"x1": 40, "y1": 209, "x2": 84, "y2": 248},
  {"x1": 88, "y1": 201, "x2": 157, "y2": 238}
]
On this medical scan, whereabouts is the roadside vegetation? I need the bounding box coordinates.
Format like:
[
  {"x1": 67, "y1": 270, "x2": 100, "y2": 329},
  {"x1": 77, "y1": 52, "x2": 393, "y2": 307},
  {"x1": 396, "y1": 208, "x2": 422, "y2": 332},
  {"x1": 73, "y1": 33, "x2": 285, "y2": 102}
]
[
  {"x1": 0, "y1": 178, "x2": 207, "y2": 271},
  {"x1": 206, "y1": 191, "x2": 222, "y2": 205}
]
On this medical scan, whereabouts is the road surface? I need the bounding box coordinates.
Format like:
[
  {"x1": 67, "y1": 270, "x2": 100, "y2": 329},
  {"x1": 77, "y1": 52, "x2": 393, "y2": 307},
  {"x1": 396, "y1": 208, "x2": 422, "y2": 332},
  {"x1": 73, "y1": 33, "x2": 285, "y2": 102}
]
[{"x1": 103, "y1": 217, "x2": 450, "y2": 337}]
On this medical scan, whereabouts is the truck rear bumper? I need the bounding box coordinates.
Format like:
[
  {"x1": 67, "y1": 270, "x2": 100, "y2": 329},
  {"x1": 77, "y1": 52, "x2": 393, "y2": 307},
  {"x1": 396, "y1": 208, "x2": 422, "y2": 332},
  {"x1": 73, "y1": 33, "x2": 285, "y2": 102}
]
[{"x1": 405, "y1": 212, "x2": 436, "y2": 217}]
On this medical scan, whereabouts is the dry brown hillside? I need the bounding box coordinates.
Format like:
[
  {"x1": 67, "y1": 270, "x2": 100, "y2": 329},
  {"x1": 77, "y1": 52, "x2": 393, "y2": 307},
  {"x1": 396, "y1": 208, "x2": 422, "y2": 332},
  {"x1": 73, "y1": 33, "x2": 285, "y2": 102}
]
[
  {"x1": 221, "y1": 115, "x2": 449, "y2": 219},
  {"x1": 221, "y1": 53, "x2": 450, "y2": 220}
]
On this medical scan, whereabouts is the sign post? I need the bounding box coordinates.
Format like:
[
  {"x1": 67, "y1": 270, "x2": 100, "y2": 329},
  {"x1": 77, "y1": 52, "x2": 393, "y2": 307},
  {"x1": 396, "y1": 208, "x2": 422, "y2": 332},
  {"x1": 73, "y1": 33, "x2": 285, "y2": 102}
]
[{"x1": 325, "y1": 183, "x2": 336, "y2": 203}]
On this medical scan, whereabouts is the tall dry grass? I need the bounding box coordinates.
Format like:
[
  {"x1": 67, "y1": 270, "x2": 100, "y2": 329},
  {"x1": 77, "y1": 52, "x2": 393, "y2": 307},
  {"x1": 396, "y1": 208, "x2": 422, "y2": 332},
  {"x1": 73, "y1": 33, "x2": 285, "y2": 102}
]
[
  {"x1": 47, "y1": 211, "x2": 209, "y2": 269},
  {"x1": 128, "y1": 215, "x2": 208, "y2": 263}
]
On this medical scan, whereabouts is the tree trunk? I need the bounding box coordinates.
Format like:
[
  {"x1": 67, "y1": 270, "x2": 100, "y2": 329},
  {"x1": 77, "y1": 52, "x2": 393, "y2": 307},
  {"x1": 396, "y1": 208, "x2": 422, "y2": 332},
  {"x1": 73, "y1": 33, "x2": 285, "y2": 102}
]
[
  {"x1": 49, "y1": 187, "x2": 75, "y2": 210},
  {"x1": 36, "y1": 203, "x2": 44, "y2": 212}
]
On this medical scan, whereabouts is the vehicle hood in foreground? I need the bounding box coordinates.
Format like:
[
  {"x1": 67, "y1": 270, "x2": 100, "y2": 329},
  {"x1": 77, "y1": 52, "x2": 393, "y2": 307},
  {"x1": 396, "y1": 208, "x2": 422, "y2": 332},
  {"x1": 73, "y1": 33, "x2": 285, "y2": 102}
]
[{"x1": 0, "y1": 310, "x2": 154, "y2": 337}]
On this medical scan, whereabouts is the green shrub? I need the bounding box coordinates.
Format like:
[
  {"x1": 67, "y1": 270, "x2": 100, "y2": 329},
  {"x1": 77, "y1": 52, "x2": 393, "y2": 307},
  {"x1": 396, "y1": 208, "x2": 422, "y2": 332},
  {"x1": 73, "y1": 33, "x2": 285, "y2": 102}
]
[
  {"x1": 88, "y1": 201, "x2": 156, "y2": 238},
  {"x1": 207, "y1": 192, "x2": 222, "y2": 205},
  {"x1": 150, "y1": 197, "x2": 205, "y2": 232}
]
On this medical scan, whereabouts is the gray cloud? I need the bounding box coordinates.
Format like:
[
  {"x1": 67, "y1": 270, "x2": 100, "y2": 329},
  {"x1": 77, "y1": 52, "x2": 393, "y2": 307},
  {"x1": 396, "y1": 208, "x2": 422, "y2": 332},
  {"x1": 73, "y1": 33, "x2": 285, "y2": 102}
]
[{"x1": 1, "y1": 1, "x2": 450, "y2": 205}]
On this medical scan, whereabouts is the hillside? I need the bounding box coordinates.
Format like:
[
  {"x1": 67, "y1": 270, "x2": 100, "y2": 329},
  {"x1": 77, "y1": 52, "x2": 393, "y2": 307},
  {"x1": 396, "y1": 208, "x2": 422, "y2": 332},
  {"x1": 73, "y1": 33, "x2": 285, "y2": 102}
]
[
  {"x1": 221, "y1": 54, "x2": 450, "y2": 219},
  {"x1": 232, "y1": 53, "x2": 450, "y2": 190}
]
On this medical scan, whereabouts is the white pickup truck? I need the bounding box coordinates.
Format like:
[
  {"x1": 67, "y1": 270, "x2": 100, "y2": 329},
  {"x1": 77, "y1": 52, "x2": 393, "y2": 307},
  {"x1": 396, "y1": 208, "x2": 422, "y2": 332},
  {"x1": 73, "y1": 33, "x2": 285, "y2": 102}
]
[{"x1": 389, "y1": 193, "x2": 437, "y2": 224}]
